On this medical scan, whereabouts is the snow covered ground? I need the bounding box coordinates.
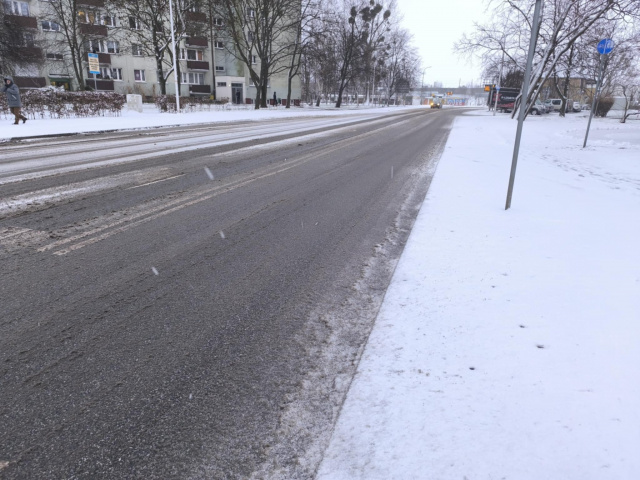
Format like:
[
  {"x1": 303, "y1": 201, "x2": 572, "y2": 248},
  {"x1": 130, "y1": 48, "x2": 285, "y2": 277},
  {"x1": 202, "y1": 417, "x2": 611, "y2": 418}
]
[
  {"x1": 317, "y1": 110, "x2": 640, "y2": 479},
  {"x1": 0, "y1": 102, "x2": 400, "y2": 141},
  {"x1": 2, "y1": 105, "x2": 638, "y2": 478}
]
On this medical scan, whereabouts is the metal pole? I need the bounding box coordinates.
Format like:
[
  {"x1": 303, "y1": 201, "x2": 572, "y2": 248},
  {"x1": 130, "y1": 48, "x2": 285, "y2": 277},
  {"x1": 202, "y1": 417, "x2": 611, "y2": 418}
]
[
  {"x1": 505, "y1": 0, "x2": 542, "y2": 210},
  {"x1": 493, "y1": 49, "x2": 505, "y2": 116},
  {"x1": 208, "y1": 3, "x2": 216, "y2": 101},
  {"x1": 169, "y1": 0, "x2": 180, "y2": 113},
  {"x1": 583, "y1": 54, "x2": 604, "y2": 148}
]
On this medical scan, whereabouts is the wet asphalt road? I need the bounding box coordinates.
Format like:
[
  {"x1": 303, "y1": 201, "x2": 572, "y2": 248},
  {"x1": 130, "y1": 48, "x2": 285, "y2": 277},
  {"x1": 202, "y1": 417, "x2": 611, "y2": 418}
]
[{"x1": 0, "y1": 108, "x2": 461, "y2": 479}]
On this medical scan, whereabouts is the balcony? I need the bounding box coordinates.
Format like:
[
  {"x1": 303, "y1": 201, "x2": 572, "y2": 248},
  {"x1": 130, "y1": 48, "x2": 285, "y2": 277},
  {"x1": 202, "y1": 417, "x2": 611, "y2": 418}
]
[
  {"x1": 187, "y1": 60, "x2": 209, "y2": 71},
  {"x1": 86, "y1": 79, "x2": 114, "y2": 91},
  {"x1": 186, "y1": 37, "x2": 208, "y2": 48},
  {"x1": 14, "y1": 76, "x2": 47, "y2": 88},
  {"x1": 4, "y1": 14, "x2": 38, "y2": 29},
  {"x1": 186, "y1": 11, "x2": 207, "y2": 23},
  {"x1": 98, "y1": 53, "x2": 111, "y2": 64},
  {"x1": 190, "y1": 85, "x2": 211, "y2": 94},
  {"x1": 79, "y1": 23, "x2": 108, "y2": 37},
  {"x1": 20, "y1": 46, "x2": 43, "y2": 62},
  {"x1": 77, "y1": 0, "x2": 105, "y2": 7}
]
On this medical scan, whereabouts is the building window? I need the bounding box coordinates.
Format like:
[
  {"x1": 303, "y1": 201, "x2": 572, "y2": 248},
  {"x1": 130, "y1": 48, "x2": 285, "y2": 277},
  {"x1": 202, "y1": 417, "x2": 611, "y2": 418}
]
[
  {"x1": 102, "y1": 14, "x2": 116, "y2": 27},
  {"x1": 129, "y1": 16, "x2": 142, "y2": 30},
  {"x1": 134, "y1": 69, "x2": 146, "y2": 82},
  {"x1": 247, "y1": 31, "x2": 254, "y2": 42},
  {"x1": 180, "y1": 48, "x2": 203, "y2": 61},
  {"x1": 213, "y1": 17, "x2": 223, "y2": 26},
  {"x1": 217, "y1": 82, "x2": 227, "y2": 87},
  {"x1": 77, "y1": 10, "x2": 98, "y2": 24},
  {"x1": 20, "y1": 32, "x2": 35, "y2": 47},
  {"x1": 215, "y1": 65, "x2": 224, "y2": 72},
  {"x1": 111, "y1": 68, "x2": 123, "y2": 80},
  {"x1": 87, "y1": 39, "x2": 105, "y2": 53},
  {"x1": 46, "y1": 52, "x2": 64, "y2": 60},
  {"x1": 246, "y1": 8, "x2": 255, "y2": 18},
  {"x1": 252, "y1": 55, "x2": 257, "y2": 65},
  {"x1": 5, "y1": 1, "x2": 29, "y2": 16},
  {"x1": 42, "y1": 20, "x2": 61, "y2": 31},
  {"x1": 87, "y1": 66, "x2": 111, "y2": 79},
  {"x1": 106, "y1": 40, "x2": 119, "y2": 54},
  {"x1": 215, "y1": 41, "x2": 224, "y2": 49},
  {"x1": 181, "y1": 72, "x2": 205, "y2": 85},
  {"x1": 131, "y1": 44, "x2": 143, "y2": 56}
]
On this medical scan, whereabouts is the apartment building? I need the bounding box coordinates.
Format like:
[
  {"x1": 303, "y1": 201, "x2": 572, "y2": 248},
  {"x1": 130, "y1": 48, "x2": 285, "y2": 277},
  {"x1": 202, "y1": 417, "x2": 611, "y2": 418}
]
[{"x1": 3, "y1": 0, "x2": 300, "y2": 104}]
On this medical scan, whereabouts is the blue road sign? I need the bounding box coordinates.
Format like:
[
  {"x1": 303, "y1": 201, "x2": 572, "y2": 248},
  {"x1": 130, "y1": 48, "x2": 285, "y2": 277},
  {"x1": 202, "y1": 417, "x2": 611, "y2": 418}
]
[{"x1": 597, "y1": 39, "x2": 614, "y2": 55}]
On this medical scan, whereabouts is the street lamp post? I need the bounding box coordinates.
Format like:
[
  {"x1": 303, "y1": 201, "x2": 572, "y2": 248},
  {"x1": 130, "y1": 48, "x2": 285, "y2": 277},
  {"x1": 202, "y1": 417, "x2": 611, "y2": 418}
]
[
  {"x1": 421, "y1": 66, "x2": 431, "y2": 106},
  {"x1": 169, "y1": 0, "x2": 180, "y2": 113}
]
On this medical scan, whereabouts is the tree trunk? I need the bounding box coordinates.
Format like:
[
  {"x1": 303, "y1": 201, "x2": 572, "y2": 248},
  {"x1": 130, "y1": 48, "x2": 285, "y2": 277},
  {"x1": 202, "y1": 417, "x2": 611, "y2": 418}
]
[
  {"x1": 156, "y1": 56, "x2": 166, "y2": 95},
  {"x1": 336, "y1": 83, "x2": 346, "y2": 108}
]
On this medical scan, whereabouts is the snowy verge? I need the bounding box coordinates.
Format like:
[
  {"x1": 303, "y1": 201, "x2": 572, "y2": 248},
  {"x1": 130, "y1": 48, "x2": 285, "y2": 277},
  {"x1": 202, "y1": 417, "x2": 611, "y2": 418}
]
[
  {"x1": 316, "y1": 111, "x2": 640, "y2": 479},
  {"x1": 0, "y1": 104, "x2": 427, "y2": 142}
]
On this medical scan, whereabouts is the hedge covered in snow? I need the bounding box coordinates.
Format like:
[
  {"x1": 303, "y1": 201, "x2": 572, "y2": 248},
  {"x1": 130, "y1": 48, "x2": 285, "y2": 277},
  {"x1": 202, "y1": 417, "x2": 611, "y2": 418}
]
[
  {"x1": 154, "y1": 95, "x2": 245, "y2": 113},
  {"x1": 0, "y1": 88, "x2": 125, "y2": 119}
]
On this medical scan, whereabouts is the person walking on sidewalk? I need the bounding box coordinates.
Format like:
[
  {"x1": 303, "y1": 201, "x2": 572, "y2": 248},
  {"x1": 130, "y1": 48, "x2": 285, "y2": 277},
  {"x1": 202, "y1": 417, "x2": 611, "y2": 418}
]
[{"x1": 2, "y1": 76, "x2": 27, "y2": 125}]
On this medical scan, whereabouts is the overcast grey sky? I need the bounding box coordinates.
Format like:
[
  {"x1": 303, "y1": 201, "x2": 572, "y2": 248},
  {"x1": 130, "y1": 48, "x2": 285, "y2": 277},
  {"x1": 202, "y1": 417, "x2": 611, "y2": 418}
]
[{"x1": 395, "y1": 0, "x2": 491, "y2": 87}]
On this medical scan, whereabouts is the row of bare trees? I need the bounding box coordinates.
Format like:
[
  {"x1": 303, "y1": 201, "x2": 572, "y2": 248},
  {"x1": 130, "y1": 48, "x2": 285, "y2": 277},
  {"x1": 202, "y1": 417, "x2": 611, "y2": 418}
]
[
  {"x1": 1, "y1": 0, "x2": 422, "y2": 108},
  {"x1": 457, "y1": 0, "x2": 640, "y2": 121},
  {"x1": 298, "y1": 0, "x2": 420, "y2": 107},
  {"x1": 210, "y1": 0, "x2": 422, "y2": 108}
]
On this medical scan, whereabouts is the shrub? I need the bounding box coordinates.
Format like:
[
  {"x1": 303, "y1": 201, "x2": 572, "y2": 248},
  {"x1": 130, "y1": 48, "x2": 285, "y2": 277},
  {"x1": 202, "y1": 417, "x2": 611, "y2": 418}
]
[
  {"x1": 595, "y1": 97, "x2": 614, "y2": 117},
  {"x1": 154, "y1": 95, "x2": 245, "y2": 112},
  {"x1": 0, "y1": 87, "x2": 125, "y2": 119}
]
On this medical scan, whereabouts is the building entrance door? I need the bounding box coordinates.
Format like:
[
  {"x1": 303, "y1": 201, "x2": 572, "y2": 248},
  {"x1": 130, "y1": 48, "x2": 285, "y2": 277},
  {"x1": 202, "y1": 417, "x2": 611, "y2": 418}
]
[{"x1": 232, "y1": 83, "x2": 243, "y2": 104}]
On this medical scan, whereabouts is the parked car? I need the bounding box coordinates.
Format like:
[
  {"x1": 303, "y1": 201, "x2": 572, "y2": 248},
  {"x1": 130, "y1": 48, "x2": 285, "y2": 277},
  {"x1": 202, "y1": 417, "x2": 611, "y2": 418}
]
[
  {"x1": 544, "y1": 98, "x2": 563, "y2": 112},
  {"x1": 573, "y1": 101, "x2": 582, "y2": 112},
  {"x1": 530, "y1": 100, "x2": 548, "y2": 115}
]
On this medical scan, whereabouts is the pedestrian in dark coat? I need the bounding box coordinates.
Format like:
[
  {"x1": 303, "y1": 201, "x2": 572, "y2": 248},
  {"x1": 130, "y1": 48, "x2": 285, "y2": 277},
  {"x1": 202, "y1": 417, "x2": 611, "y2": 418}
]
[
  {"x1": 2, "y1": 76, "x2": 27, "y2": 125},
  {"x1": 273, "y1": 91, "x2": 277, "y2": 106}
]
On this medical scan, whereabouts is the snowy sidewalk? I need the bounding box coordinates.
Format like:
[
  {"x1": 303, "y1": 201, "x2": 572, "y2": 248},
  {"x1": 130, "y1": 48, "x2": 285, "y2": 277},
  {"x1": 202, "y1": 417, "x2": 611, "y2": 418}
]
[
  {"x1": 317, "y1": 111, "x2": 640, "y2": 479},
  {"x1": 0, "y1": 103, "x2": 416, "y2": 141}
]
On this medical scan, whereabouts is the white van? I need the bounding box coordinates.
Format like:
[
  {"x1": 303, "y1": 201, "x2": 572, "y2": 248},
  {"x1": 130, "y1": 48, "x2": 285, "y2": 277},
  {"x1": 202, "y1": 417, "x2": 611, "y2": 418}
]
[{"x1": 544, "y1": 99, "x2": 563, "y2": 111}]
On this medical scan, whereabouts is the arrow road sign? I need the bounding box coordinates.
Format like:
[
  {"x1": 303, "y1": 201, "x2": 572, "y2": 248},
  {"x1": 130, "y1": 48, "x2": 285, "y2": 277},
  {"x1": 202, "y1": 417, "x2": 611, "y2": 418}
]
[{"x1": 597, "y1": 39, "x2": 614, "y2": 55}]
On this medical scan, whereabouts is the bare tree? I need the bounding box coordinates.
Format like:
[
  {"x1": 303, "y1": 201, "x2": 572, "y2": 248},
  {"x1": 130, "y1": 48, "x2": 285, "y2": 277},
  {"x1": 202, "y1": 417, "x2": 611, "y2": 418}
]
[
  {"x1": 111, "y1": 0, "x2": 205, "y2": 96},
  {"x1": 376, "y1": 26, "x2": 413, "y2": 105},
  {"x1": 1, "y1": 2, "x2": 44, "y2": 75},
  {"x1": 331, "y1": 0, "x2": 390, "y2": 108},
  {"x1": 213, "y1": 0, "x2": 302, "y2": 108},
  {"x1": 457, "y1": 0, "x2": 640, "y2": 119},
  {"x1": 39, "y1": 0, "x2": 91, "y2": 90},
  {"x1": 283, "y1": 0, "x2": 322, "y2": 108}
]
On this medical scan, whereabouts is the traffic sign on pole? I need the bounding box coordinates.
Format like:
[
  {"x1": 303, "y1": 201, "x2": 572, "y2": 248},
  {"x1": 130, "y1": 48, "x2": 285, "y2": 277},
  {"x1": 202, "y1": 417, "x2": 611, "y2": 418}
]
[
  {"x1": 87, "y1": 53, "x2": 100, "y2": 74},
  {"x1": 584, "y1": 39, "x2": 615, "y2": 148},
  {"x1": 597, "y1": 39, "x2": 614, "y2": 55}
]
